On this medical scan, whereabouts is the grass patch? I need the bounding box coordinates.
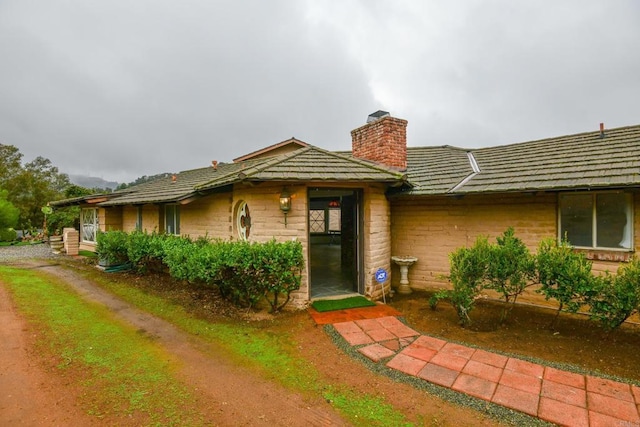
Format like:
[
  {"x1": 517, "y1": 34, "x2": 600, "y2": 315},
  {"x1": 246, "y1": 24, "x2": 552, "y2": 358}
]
[
  {"x1": 86, "y1": 272, "x2": 414, "y2": 426},
  {"x1": 78, "y1": 249, "x2": 98, "y2": 258},
  {"x1": 0, "y1": 266, "x2": 203, "y2": 425},
  {"x1": 311, "y1": 296, "x2": 377, "y2": 312},
  {"x1": 0, "y1": 241, "x2": 40, "y2": 246}
]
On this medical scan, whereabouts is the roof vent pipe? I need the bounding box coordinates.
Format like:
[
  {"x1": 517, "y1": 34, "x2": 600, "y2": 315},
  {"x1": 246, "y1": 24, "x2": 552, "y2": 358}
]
[{"x1": 600, "y1": 123, "x2": 605, "y2": 138}]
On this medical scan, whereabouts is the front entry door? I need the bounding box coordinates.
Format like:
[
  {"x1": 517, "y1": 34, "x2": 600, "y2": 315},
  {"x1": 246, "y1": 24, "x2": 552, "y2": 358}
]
[{"x1": 308, "y1": 188, "x2": 363, "y2": 298}]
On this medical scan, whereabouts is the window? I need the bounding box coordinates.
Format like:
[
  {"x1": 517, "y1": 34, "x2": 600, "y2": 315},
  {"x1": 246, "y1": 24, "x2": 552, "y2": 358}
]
[
  {"x1": 81, "y1": 208, "x2": 99, "y2": 243},
  {"x1": 309, "y1": 208, "x2": 341, "y2": 233},
  {"x1": 165, "y1": 205, "x2": 180, "y2": 235},
  {"x1": 559, "y1": 192, "x2": 632, "y2": 250}
]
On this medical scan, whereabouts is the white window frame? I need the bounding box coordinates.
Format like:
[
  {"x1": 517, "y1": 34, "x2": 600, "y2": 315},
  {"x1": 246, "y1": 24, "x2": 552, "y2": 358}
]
[
  {"x1": 558, "y1": 191, "x2": 633, "y2": 251},
  {"x1": 164, "y1": 205, "x2": 180, "y2": 235},
  {"x1": 81, "y1": 208, "x2": 99, "y2": 243}
]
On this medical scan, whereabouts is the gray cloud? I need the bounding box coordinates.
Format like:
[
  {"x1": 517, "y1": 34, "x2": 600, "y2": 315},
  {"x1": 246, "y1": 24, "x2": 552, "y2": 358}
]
[{"x1": 1, "y1": 1, "x2": 638, "y2": 183}]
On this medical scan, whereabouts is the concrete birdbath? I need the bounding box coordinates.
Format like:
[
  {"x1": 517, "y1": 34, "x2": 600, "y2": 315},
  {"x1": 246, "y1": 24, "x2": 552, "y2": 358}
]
[{"x1": 391, "y1": 256, "x2": 418, "y2": 295}]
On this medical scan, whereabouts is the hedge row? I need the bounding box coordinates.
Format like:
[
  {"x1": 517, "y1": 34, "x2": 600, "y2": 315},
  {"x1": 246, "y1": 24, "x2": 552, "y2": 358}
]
[
  {"x1": 96, "y1": 231, "x2": 304, "y2": 312},
  {"x1": 431, "y1": 228, "x2": 640, "y2": 332}
]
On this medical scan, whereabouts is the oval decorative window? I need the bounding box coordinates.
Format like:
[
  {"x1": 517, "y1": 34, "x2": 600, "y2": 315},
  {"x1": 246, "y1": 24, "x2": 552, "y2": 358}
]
[{"x1": 236, "y1": 201, "x2": 251, "y2": 240}]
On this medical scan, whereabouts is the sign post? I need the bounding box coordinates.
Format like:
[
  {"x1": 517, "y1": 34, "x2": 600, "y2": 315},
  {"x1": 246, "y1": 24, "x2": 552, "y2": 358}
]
[{"x1": 374, "y1": 268, "x2": 388, "y2": 304}]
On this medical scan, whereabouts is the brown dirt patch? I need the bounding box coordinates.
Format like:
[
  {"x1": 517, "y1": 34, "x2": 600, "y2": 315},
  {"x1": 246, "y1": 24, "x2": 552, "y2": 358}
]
[{"x1": 1, "y1": 259, "x2": 506, "y2": 426}]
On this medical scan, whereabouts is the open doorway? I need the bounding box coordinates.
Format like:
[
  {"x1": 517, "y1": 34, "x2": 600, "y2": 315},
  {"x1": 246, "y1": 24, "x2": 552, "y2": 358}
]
[{"x1": 308, "y1": 188, "x2": 363, "y2": 298}]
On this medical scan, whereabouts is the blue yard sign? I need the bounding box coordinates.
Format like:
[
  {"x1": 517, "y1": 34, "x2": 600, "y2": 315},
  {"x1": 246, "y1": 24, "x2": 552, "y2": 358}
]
[{"x1": 375, "y1": 268, "x2": 388, "y2": 283}]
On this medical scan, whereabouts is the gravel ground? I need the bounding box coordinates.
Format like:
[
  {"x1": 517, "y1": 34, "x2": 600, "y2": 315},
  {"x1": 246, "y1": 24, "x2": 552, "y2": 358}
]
[{"x1": 0, "y1": 243, "x2": 61, "y2": 263}]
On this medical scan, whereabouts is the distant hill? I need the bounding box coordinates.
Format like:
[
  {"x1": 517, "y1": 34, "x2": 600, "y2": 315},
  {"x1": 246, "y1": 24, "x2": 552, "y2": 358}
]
[{"x1": 68, "y1": 174, "x2": 119, "y2": 191}]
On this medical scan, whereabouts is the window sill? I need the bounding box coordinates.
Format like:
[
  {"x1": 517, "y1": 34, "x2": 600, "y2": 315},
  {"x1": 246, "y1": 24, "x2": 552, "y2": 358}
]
[{"x1": 574, "y1": 249, "x2": 634, "y2": 262}]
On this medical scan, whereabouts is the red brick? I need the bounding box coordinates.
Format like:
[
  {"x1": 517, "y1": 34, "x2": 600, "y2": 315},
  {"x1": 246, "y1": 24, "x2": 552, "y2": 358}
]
[
  {"x1": 357, "y1": 344, "x2": 396, "y2": 362},
  {"x1": 504, "y1": 358, "x2": 544, "y2": 378},
  {"x1": 499, "y1": 369, "x2": 542, "y2": 395},
  {"x1": 418, "y1": 363, "x2": 460, "y2": 387},
  {"x1": 452, "y1": 374, "x2": 497, "y2": 401},
  {"x1": 541, "y1": 380, "x2": 586, "y2": 408},
  {"x1": 538, "y1": 397, "x2": 588, "y2": 427},
  {"x1": 586, "y1": 376, "x2": 634, "y2": 402},
  {"x1": 543, "y1": 366, "x2": 585, "y2": 389},
  {"x1": 471, "y1": 349, "x2": 508, "y2": 368},
  {"x1": 462, "y1": 360, "x2": 503, "y2": 383},
  {"x1": 588, "y1": 392, "x2": 640, "y2": 423},
  {"x1": 386, "y1": 353, "x2": 427, "y2": 376},
  {"x1": 492, "y1": 384, "x2": 540, "y2": 416}
]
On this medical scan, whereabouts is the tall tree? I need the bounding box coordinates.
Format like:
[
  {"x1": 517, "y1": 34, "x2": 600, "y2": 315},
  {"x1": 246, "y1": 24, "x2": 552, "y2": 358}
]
[{"x1": 0, "y1": 190, "x2": 19, "y2": 229}]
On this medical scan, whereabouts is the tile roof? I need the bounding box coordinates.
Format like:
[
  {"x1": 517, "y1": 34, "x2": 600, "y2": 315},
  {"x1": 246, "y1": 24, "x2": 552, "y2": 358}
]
[
  {"x1": 400, "y1": 124, "x2": 640, "y2": 196},
  {"x1": 84, "y1": 146, "x2": 406, "y2": 207}
]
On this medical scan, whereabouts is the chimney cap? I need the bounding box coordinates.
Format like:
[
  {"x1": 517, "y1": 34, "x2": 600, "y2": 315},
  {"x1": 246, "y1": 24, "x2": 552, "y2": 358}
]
[{"x1": 367, "y1": 110, "x2": 390, "y2": 123}]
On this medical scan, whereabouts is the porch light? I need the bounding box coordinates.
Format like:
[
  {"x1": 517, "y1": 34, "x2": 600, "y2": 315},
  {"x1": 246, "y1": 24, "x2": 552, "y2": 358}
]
[{"x1": 279, "y1": 188, "x2": 291, "y2": 226}]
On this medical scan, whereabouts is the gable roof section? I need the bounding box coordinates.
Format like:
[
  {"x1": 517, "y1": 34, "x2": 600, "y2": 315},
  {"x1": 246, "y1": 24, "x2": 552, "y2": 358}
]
[
  {"x1": 400, "y1": 124, "x2": 640, "y2": 196},
  {"x1": 196, "y1": 146, "x2": 408, "y2": 191},
  {"x1": 85, "y1": 146, "x2": 406, "y2": 207},
  {"x1": 232, "y1": 138, "x2": 308, "y2": 162}
]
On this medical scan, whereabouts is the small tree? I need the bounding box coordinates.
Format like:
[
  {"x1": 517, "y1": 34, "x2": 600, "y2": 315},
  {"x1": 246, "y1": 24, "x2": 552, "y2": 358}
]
[
  {"x1": 536, "y1": 238, "x2": 594, "y2": 328},
  {"x1": 430, "y1": 236, "x2": 491, "y2": 326},
  {"x1": 587, "y1": 258, "x2": 640, "y2": 333},
  {"x1": 486, "y1": 228, "x2": 535, "y2": 322},
  {"x1": 0, "y1": 190, "x2": 19, "y2": 230}
]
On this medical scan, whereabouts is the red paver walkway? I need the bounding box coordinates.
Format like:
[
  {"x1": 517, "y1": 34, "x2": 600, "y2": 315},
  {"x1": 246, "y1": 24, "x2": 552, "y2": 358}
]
[
  {"x1": 307, "y1": 303, "x2": 401, "y2": 325},
  {"x1": 313, "y1": 308, "x2": 640, "y2": 427}
]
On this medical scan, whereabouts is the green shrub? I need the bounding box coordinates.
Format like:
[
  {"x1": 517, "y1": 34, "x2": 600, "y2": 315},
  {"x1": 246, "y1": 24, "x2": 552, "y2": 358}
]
[
  {"x1": 126, "y1": 231, "x2": 167, "y2": 272},
  {"x1": 96, "y1": 231, "x2": 129, "y2": 266},
  {"x1": 430, "y1": 236, "x2": 491, "y2": 326},
  {"x1": 0, "y1": 228, "x2": 17, "y2": 242},
  {"x1": 260, "y1": 239, "x2": 304, "y2": 312},
  {"x1": 588, "y1": 258, "x2": 640, "y2": 332},
  {"x1": 536, "y1": 238, "x2": 594, "y2": 328}
]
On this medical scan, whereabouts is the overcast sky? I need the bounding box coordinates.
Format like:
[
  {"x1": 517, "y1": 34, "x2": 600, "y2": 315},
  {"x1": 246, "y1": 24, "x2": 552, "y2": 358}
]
[{"x1": 1, "y1": 1, "x2": 639, "y2": 183}]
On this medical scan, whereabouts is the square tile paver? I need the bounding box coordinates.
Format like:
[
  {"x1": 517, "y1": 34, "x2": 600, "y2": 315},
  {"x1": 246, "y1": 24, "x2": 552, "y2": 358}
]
[
  {"x1": 418, "y1": 363, "x2": 460, "y2": 387},
  {"x1": 470, "y1": 349, "x2": 508, "y2": 368},
  {"x1": 400, "y1": 344, "x2": 437, "y2": 363},
  {"x1": 430, "y1": 352, "x2": 469, "y2": 372},
  {"x1": 358, "y1": 343, "x2": 396, "y2": 362},
  {"x1": 365, "y1": 327, "x2": 397, "y2": 342},
  {"x1": 492, "y1": 384, "x2": 539, "y2": 416},
  {"x1": 504, "y1": 358, "x2": 544, "y2": 378},
  {"x1": 586, "y1": 376, "x2": 634, "y2": 402},
  {"x1": 386, "y1": 353, "x2": 427, "y2": 376},
  {"x1": 411, "y1": 335, "x2": 447, "y2": 352},
  {"x1": 587, "y1": 392, "x2": 640, "y2": 423},
  {"x1": 462, "y1": 360, "x2": 503, "y2": 383},
  {"x1": 332, "y1": 321, "x2": 361, "y2": 334},
  {"x1": 544, "y1": 366, "x2": 585, "y2": 389},
  {"x1": 440, "y1": 342, "x2": 475, "y2": 359},
  {"x1": 589, "y1": 411, "x2": 640, "y2": 427},
  {"x1": 538, "y1": 397, "x2": 588, "y2": 427},
  {"x1": 339, "y1": 331, "x2": 374, "y2": 346},
  {"x1": 452, "y1": 374, "x2": 497, "y2": 401},
  {"x1": 355, "y1": 318, "x2": 385, "y2": 331},
  {"x1": 380, "y1": 339, "x2": 400, "y2": 351},
  {"x1": 541, "y1": 380, "x2": 586, "y2": 408},
  {"x1": 500, "y1": 369, "x2": 542, "y2": 395}
]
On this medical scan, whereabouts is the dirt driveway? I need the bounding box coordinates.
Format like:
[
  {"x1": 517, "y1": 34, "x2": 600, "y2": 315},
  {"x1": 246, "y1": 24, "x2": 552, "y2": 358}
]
[{"x1": 0, "y1": 259, "x2": 503, "y2": 426}]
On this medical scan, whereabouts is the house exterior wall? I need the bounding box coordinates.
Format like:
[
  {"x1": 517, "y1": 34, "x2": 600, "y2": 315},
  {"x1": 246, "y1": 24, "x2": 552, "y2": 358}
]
[
  {"x1": 391, "y1": 193, "x2": 557, "y2": 291},
  {"x1": 180, "y1": 196, "x2": 233, "y2": 238},
  {"x1": 363, "y1": 184, "x2": 392, "y2": 299},
  {"x1": 390, "y1": 191, "x2": 639, "y2": 292}
]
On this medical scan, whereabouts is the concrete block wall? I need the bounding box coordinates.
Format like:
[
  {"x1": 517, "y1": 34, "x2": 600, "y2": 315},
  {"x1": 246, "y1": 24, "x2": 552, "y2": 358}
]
[
  {"x1": 180, "y1": 195, "x2": 233, "y2": 239},
  {"x1": 363, "y1": 184, "x2": 392, "y2": 300},
  {"x1": 390, "y1": 193, "x2": 557, "y2": 291},
  {"x1": 62, "y1": 228, "x2": 79, "y2": 256}
]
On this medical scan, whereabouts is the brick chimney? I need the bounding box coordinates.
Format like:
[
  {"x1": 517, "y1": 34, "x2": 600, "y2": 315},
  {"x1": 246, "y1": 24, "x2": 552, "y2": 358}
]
[{"x1": 351, "y1": 111, "x2": 408, "y2": 171}]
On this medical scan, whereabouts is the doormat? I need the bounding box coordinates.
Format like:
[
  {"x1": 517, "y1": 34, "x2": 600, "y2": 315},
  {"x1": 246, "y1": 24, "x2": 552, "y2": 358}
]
[{"x1": 311, "y1": 296, "x2": 377, "y2": 312}]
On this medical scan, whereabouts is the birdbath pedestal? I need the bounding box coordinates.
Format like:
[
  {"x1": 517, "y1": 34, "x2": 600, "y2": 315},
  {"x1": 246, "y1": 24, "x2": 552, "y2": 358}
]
[{"x1": 391, "y1": 256, "x2": 418, "y2": 295}]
